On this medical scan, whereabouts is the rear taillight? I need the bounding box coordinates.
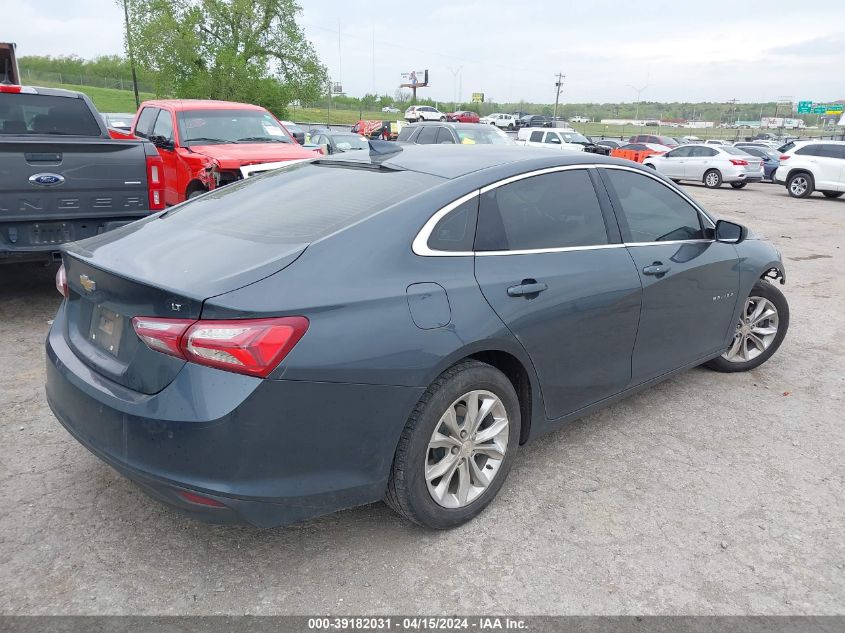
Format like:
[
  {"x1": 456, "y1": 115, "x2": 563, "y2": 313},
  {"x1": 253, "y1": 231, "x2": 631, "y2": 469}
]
[
  {"x1": 780, "y1": 154, "x2": 791, "y2": 161},
  {"x1": 131, "y1": 316, "x2": 308, "y2": 377},
  {"x1": 729, "y1": 159, "x2": 749, "y2": 166},
  {"x1": 55, "y1": 264, "x2": 68, "y2": 298},
  {"x1": 180, "y1": 491, "x2": 226, "y2": 508},
  {"x1": 146, "y1": 154, "x2": 165, "y2": 211}
]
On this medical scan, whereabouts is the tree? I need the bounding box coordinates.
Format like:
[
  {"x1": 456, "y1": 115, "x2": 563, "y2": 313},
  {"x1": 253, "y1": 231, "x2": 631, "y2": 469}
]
[
  {"x1": 393, "y1": 88, "x2": 410, "y2": 105},
  {"x1": 123, "y1": 0, "x2": 327, "y2": 116}
]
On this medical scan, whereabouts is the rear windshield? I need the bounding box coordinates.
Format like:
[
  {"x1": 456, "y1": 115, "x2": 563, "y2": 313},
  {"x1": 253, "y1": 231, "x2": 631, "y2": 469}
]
[
  {"x1": 721, "y1": 146, "x2": 749, "y2": 156},
  {"x1": 160, "y1": 161, "x2": 439, "y2": 243},
  {"x1": 0, "y1": 93, "x2": 102, "y2": 136}
]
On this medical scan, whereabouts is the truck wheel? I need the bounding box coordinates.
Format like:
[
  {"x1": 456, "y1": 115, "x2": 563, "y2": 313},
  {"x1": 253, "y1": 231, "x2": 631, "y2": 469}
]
[{"x1": 704, "y1": 169, "x2": 723, "y2": 188}]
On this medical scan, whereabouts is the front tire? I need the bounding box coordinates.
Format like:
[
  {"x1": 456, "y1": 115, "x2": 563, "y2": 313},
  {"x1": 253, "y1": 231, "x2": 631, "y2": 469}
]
[
  {"x1": 705, "y1": 281, "x2": 789, "y2": 373},
  {"x1": 704, "y1": 169, "x2": 723, "y2": 188},
  {"x1": 787, "y1": 172, "x2": 814, "y2": 198},
  {"x1": 731, "y1": 181, "x2": 748, "y2": 189},
  {"x1": 385, "y1": 360, "x2": 521, "y2": 529}
]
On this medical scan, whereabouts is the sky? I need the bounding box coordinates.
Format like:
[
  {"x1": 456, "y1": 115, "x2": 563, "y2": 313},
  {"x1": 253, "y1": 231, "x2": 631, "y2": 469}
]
[{"x1": 3, "y1": 0, "x2": 843, "y2": 105}]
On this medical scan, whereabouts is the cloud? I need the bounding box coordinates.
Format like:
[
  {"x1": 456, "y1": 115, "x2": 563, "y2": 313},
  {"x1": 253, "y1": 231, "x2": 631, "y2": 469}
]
[{"x1": 769, "y1": 33, "x2": 845, "y2": 57}]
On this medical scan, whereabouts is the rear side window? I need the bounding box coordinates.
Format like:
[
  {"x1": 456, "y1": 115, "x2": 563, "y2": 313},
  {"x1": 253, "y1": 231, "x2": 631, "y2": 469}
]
[
  {"x1": 529, "y1": 131, "x2": 543, "y2": 142},
  {"x1": 416, "y1": 126, "x2": 439, "y2": 144},
  {"x1": 163, "y1": 163, "x2": 439, "y2": 244},
  {"x1": 816, "y1": 144, "x2": 845, "y2": 159},
  {"x1": 795, "y1": 144, "x2": 822, "y2": 157},
  {"x1": 134, "y1": 107, "x2": 158, "y2": 138},
  {"x1": 427, "y1": 197, "x2": 478, "y2": 252},
  {"x1": 475, "y1": 170, "x2": 608, "y2": 251},
  {"x1": 397, "y1": 126, "x2": 415, "y2": 141},
  {"x1": 0, "y1": 93, "x2": 101, "y2": 136},
  {"x1": 603, "y1": 169, "x2": 704, "y2": 243}
]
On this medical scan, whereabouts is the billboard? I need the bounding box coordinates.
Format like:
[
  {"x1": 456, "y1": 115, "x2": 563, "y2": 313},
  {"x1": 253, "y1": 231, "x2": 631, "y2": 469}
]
[
  {"x1": 400, "y1": 70, "x2": 429, "y2": 88},
  {"x1": 471, "y1": 92, "x2": 484, "y2": 103}
]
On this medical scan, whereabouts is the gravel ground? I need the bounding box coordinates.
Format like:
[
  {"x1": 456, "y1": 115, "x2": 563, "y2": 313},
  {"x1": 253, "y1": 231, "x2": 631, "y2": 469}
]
[{"x1": 0, "y1": 183, "x2": 842, "y2": 615}]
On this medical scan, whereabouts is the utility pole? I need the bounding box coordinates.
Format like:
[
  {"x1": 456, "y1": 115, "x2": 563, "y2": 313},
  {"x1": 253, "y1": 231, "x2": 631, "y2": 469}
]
[
  {"x1": 728, "y1": 98, "x2": 738, "y2": 126},
  {"x1": 122, "y1": 0, "x2": 140, "y2": 109},
  {"x1": 553, "y1": 73, "x2": 565, "y2": 122},
  {"x1": 450, "y1": 66, "x2": 463, "y2": 106}
]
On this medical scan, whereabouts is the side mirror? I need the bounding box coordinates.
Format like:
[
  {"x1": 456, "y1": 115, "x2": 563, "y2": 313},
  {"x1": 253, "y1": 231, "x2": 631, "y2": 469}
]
[
  {"x1": 150, "y1": 135, "x2": 174, "y2": 151},
  {"x1": 715, "y1": 219, "x2": 747, "y2": 244},
  {"x1": 549, "y1": 137, "x2": 562, "y2": 144}
]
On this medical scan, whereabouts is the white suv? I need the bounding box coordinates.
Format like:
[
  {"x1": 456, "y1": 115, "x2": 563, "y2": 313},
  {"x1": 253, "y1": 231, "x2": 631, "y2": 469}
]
[
  {"x1": 774, "y1": 140, "x2": 845, "y2": 199},
  {"x1": 479, "y1": 113, "x2": 517, "y2": 129},
  {"x1": 405, "y1": 105, "x2": 445, "y2": 122}
]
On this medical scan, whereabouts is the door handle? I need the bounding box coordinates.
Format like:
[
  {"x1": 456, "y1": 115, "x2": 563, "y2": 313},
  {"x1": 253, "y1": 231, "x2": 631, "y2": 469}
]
[
  {"x1": 507, "y1": 279, "x2": 548, "y2": 297},
  {"x1": 642, "y1": 262, "x2": 669, "y2": 276}
]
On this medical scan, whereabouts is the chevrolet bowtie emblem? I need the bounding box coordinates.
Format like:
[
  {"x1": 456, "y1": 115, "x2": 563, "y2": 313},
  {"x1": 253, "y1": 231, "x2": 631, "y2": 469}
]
[{"x1": 79, "y1": 274, "x2": 96, "y2": 292}]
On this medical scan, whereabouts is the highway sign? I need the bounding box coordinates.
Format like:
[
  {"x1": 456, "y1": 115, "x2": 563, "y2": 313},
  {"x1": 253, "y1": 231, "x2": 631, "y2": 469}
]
[{"x1": 797, "y1": 100, "x2": 812, "y2": 114}]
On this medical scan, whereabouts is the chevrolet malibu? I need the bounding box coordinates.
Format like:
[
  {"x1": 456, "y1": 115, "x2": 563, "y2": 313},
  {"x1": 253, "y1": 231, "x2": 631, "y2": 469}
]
[{"x1": 46, "y1": 145, "x2": 789, "y2": 529}]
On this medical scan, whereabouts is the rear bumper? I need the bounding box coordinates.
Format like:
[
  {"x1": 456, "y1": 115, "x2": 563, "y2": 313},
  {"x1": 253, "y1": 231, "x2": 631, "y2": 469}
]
[
  {"x1": 0, "y1": 215, "x2": 147, "y2": 258},
  {"x1": 45, "y1": 303, "x2": 424, "y2": 527},
  {"x1": 724, "y1": 170, "x2": 763, "y2": 183}
]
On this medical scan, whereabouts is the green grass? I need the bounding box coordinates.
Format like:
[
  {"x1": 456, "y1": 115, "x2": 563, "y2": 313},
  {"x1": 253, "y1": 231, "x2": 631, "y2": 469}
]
[
  {"x1": 290, "y1": 106, "x2": 406, "y2": 126},
  {"x1": 33, "y1": 81, "x2": 155, "y2": 112}
]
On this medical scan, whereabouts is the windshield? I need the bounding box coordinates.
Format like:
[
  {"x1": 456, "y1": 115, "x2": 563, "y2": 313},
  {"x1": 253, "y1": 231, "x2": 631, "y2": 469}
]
[
  {"x1": 331, "y1": 134, "x2": 369, "y2": 152},
  {"x1": 560, "y1": 132, "x2": 590, "y2": 144},
  {"x1": 456, "y1": 128, "x2": 515, "y2": 145},
  {"x1": 178, "y1": 109, "x2": 293, "y2": 145}
]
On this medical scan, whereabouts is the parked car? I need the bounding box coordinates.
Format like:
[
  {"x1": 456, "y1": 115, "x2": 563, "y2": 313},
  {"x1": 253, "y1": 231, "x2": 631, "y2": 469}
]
[
  {"x1": 101, "y1": 112, "x2": 135, "y2": 130},
  {"x1": 610, "y1": 143, "x2": 670, "y2": 163},
  {"x1": 309, "y1": 130, "x2": 370, "y2": 155},
  {"x1": 704, "y1": 139, "x2": 728, "y2": 146},
  {"x1": 629, "y1": 134, "x2": 679, "y2": 148},
  {"x1": 382, "y1": 106, "x2": 400, "y2": 113},
  {"x1": 570, "y1": 116, "x2": 591, "y2": 123},
  {"x1": 46, "y1": 145, "x2": 789, "y2": 529},
  {"x1": 397, "y1": 122, "x2": 514, "y2": 145},
  {"x1": 128, "y1": 99, "x2": 316, "y2": 203},
  {"x1": 518, "y1": 114, "x2": 552, "y2": 128},
  {"x1": 405, "y1": 105, "x2": 446, "y2": 122},
  {"x1": 279, "y1": 120, "x2": 307, "y2": 144},
  {"x1": 0, "y1": 84, "x2": 164, "y2": 262},
  {"x1": 643, "y1": 144, "x2": 764, "y2": 188},
  {"x1": 446, "y1": 110, "x2": 480, "y2": 124},
  {"x1": 736, "y1": 146, "x2": 781, "y2": 181},
  {"x1": 773, "y1": 140, "x2": 845, "y2": 198},
  {"x1": 594, "y1": 139, "x2": 623, "y2": 151},
  {"x1": 479, "y1": 113, "x2": 517, "y2": 129},
  {"x1": 516, "y1": 127, "x2": 584, "y2": 152}
]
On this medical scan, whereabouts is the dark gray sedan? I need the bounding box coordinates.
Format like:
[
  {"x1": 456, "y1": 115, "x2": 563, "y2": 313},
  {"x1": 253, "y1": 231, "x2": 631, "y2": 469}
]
[{"x1": 46, "y1": 146, "x2": 789, "y2": 529}]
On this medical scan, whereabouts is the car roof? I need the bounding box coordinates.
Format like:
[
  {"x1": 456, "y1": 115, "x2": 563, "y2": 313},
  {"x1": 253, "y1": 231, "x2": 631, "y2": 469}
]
[
  {"x1": 138, "y1": 99, "x2": 268, "y2": 112},
  {"x1": 320, "y1": 143, "x2": 627, "y2": 179},
  {"x1": 410, "y1": 121, "x2": 494, "y2": 129}
]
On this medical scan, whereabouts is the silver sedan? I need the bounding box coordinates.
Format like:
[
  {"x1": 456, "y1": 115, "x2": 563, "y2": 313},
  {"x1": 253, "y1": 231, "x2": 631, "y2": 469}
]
[{"x1": 644, "y1": 144, "x2": 765, "y2": 189}]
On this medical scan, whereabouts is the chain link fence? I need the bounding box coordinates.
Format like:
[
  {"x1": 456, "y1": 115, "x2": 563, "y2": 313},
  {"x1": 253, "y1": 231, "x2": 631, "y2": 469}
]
[{"x1": 19, "y1": 69, "x2": 156, "y2": 94}]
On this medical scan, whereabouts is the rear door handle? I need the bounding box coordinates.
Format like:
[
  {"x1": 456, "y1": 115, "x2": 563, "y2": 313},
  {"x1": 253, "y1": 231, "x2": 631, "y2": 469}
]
[
  {"x1": 642, "y1": 263, "x2": 670, "y2": 276},
  {"x1": 507, "y1": 280, "x2": 548, "y2": 297}
]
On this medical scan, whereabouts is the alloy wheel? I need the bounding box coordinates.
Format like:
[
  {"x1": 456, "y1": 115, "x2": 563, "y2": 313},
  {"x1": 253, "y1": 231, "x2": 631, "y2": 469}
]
[
  {"x1": 722, "y1": 296, "x2": 780, "y2": 363},
  {"x1": 425, "y1": 390, "x2": 510, "y2": 508},
  {"x1": 789, "y1": 176, "x2": 809, "y2": 197},
  {"x1": 705, "y1": 172, "x2": 720, "y2": 187}
]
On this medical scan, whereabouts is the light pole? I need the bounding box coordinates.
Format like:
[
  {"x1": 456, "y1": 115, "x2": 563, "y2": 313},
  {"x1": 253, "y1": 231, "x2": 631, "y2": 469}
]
[
  {"x1": 122, "y1": 0, "x2": 140, "y2": 109},
  {"x1": 450, "y1": 66, "x2": 463, "y2": 106},
  {"x1": 626, "y1": 83, "x2": 649, "y2": 124},
  {"x1": 553, "y1": 73, "x2": 565, "y2": 122}
]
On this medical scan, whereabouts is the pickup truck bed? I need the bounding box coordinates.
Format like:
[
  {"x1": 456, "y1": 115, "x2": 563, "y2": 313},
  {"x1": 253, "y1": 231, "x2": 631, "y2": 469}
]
[{"x1": 0, "y1": 86, "x2": 162, "y2": 262}]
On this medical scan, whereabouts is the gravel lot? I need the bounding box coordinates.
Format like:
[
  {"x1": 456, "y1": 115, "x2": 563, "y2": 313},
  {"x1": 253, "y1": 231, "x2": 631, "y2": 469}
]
[{"x1": 0, "y1": 182, "x2": 842, "y2": 615}]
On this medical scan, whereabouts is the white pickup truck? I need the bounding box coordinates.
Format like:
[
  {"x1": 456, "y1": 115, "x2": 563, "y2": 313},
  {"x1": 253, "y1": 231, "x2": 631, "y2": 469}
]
[{"x1": 515, "y1": 127, "x2": 585, "y2": 152}]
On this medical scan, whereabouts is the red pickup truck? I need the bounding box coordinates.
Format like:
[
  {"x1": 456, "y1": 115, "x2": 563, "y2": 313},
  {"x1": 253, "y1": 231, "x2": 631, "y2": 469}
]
[{"x1": 129, "y1": 99, "x2": 317, "y2": 204}]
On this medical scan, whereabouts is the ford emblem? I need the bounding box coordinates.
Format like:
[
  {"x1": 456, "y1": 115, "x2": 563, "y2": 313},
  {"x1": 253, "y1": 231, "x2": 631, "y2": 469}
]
[{"x1": 29, "y1": 173, "x2": 65, "y2": 187}]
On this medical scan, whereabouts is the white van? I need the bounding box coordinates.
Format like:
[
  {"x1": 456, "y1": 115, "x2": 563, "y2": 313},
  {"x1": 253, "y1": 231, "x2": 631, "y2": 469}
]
[{"x1": 516, "y1": 127, "x2": 584, "y2": 152}]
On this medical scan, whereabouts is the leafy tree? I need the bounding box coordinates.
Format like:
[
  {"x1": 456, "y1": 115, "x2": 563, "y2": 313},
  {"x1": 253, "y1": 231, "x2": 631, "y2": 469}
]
[{"x1": 123, "y1": 0, "x2": 327, "y2": 116}]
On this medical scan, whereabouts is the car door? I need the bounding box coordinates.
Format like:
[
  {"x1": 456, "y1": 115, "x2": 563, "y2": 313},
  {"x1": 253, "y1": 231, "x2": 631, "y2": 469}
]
[
  {"x1": 543, "y1": 131, "x2": 563, "y2": 149},
  {"x1": 527, "y1": 130, "x2": 544, "y2": 147},
  {"x1": 832, "y1": 145, "x2": 845, "y2": 191},
  {"x1": 684, "y1": 146, "x2": 718, "y2": 180},
  {"x1": 600, "y1": 167, "x2": 740, "y2": 384},
  {"x1": 473, "y1": 168, "x2": 643, "y2": 419},
  {"x1": 658, "y1": 146, "x2": 691, "y2": 178},
  {"x1": 816, "y1": 144, "x2": 845, "y2": 190},
  {"x1": 149, "y1": 108, "x2": 179, "y2": 205}
]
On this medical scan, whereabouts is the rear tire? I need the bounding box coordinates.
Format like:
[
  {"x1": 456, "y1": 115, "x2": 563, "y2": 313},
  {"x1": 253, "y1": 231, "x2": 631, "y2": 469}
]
[
  {"x1": 705, "y1": 281, "x2": 789, "y2": 373},
  {"x1": 385, "y1": 360, "x2": 521, "y2": 529},
  {"x1": 704, "y1": 169, "x2": 723, "y2": 188},
  {"x1": 787, "y1": 172, "x2": 814, "y2": 198},
  {"x1": 822, "y1": 191, "x2": 843, "y2": 199},
  {"x1": 731, "y1": 182, "x2": 748, "y2": 189}
]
